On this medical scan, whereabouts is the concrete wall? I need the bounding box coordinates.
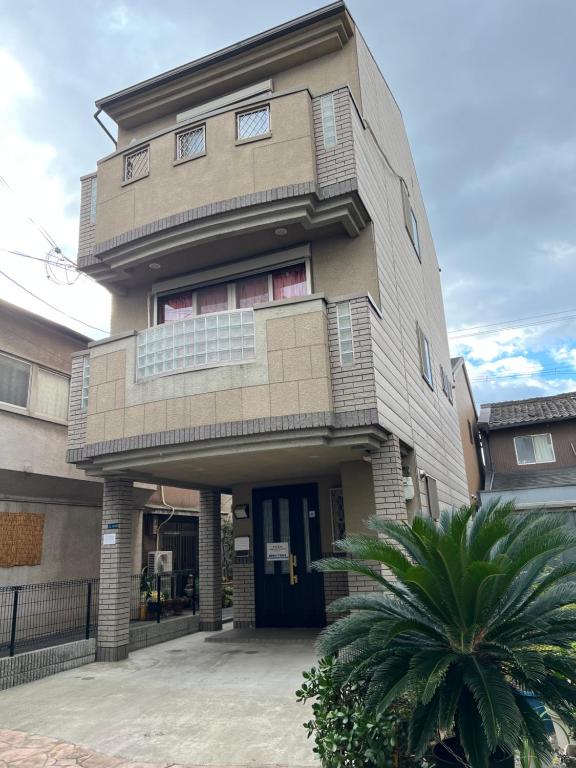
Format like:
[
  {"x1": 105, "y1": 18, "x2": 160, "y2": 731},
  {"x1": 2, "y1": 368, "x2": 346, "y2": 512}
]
[
  {"x1": 487, "y1": 420, "x2": 576, "y2": 473},
  {"x1": 352, "y1": 32, "x2": 469, "y2": 511},
  {"x1": 82, "y1": 297, "x2": 332, "y2": 445},
  {"x1": 0, "y1": 499, "x2": 101, "y2": 586}
]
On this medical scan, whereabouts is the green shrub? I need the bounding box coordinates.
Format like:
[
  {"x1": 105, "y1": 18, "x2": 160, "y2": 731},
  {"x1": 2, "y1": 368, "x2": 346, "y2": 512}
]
[
  {"x1": 222, "y1": 580, "x2": 233, "y2": 608},
  {"x1": 296, "y1": 656, "x2": 416, "y2": 768}
]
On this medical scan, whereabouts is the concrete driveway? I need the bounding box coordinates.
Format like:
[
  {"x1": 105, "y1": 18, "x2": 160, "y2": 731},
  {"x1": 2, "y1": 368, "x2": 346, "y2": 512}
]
[{"x1": 0, "y1": 627, "x2": 318, "y2": 767}]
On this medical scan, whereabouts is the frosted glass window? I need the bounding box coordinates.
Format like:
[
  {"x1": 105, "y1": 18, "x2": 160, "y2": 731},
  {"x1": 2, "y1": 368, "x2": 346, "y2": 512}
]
[
  {"x1": 0, "y1": 353, "x2": 30, "y2": 408},
  {"x1": 35, "y1": 368, "x2": 70, "y2": 421},
  {"x1": 337, "y1": 302, "x2": 354, "y2": 366},
  {"x1": 176, "y1": 125, "x2": 205, "y2": 160},
  {"x1": 237, "y1": 106, "x2": 270, "y2": 140},
  {"x1": 81, "y1": 357, "x2": 90, "y2": 412},
  {"x1": 263, "y1": 500, "x2": 274, "y2": 575},
  {"x1": 279, "y1": 498, "x2": 290, "y2": 575},
  {"x1": 320, "y1": 94, "x2": 337, "y2": 148},
  {"x1": 302, "y1": 498, "x2": 312, "y2": 573}
]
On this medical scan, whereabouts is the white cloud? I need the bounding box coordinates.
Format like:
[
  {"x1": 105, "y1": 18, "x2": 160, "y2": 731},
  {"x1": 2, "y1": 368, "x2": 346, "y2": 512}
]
[
  {"x1": 550, "y1": 345, "x2": 576, "y2": 365},
  {"x1": 538, "y1": 240, "x2": 576, "y2": 264},
  {"x1": 0, "y1": 49, "x2": 110, "y2": 338},
  {"x1": 450, "y1": 327, "x2": 531, "y2": 363}
]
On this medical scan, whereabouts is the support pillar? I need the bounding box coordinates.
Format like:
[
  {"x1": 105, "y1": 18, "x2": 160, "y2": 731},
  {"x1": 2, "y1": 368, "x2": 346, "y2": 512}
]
[
  {"x1": 371, "y1": 435, "x2": 407, "y2": 524},
  {"x1": 198, "y1": 490, "x2": 222, "y2": 631},
  {"x1": 96, "y1": 477, "x2": 134, "y2": 662}
]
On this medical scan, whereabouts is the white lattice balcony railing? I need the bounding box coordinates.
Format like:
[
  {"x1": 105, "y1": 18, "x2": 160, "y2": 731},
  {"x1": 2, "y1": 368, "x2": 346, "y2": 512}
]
[{"x1": 136, "y1": 309, "x2": 255, "y2": 380}]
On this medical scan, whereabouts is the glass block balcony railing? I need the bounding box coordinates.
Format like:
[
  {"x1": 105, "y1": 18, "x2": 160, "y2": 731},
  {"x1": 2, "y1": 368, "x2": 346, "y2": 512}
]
[{"x1": 136, "y1": 309, "x2": 255, "y2": 380}]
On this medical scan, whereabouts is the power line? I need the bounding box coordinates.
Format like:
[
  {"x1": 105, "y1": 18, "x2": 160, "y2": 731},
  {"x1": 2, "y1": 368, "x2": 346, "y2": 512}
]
[
  {"x1": 0, "y1": 247, "x2": 77, "y2": 270},
  {"x1": 0, "y1": 268, "x2": 107, "y2": 334},
  {"x1": 471, "y1": 365, "x2": 576, "y2": 383},
  {"x1": 449, "y1": 310, "x2": 576, "y2": 338}
]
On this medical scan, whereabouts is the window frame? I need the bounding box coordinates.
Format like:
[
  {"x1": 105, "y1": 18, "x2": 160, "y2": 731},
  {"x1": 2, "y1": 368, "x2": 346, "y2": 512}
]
[
  {"x1": 154, "y1": 258, "x2": 311, "y2": 326},
  {"x1": 123, "y1": 145, "x2": 150, "y2": 184},
  {"x1": 514, "y1": 433, "x2": 556, "y2": 466},
  {"x1": 0, "y1": 351, "x2": 70, "y2": 425},
  {"x1": 401, "y1": 179, "x2": 421, "y2": 261},
  {"x1": 417, "y1": 324, "x2": 434, "y2": 389},
  {"x1": 175, "y1": 124, "x2": 206, "y2": 164},
  {"x1": 236, "y1": 104, "x2": 271, "y2": 143}
]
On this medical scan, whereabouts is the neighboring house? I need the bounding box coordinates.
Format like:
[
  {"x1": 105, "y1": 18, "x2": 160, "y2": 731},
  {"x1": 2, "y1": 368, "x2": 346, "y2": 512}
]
[
  {"x1": 0, "y1": 299, "x2": 102, "y2": 586},
  {"x1": 478, "y1": 392, "x2": 576, "y2": 512},
  {"x1": 451, "y1": 357, "x2": 483, "y2": 502},
  {"x1": 68, "y1": 2, "x2": 469, "y2": 661}
]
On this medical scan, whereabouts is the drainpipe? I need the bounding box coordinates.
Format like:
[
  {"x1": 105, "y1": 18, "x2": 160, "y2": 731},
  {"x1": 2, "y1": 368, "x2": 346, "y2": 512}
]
[
  {"x1": 94, "y1": 108, "x2": 117, "y2": 148},
  {"x1": 156, "y1": 486, "x2": 176, "y2": 551}
]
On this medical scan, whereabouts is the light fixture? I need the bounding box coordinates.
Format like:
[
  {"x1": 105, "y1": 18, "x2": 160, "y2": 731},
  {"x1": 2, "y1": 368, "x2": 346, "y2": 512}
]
[
  {"x1": 274, "y1": 227, "x2": 288, "y2": 236},
  {"x1": 148, "y1": 262, "x2": 161, "y2": 270},
  {"x1": 233, "y1": 504, "x2": 249, "y2": 520}
]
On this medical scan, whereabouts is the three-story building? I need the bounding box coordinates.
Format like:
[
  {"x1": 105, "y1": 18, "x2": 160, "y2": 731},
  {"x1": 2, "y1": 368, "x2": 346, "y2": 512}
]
[{"x1": 68, "y1": 2, "x2": 469, "y2": 661}]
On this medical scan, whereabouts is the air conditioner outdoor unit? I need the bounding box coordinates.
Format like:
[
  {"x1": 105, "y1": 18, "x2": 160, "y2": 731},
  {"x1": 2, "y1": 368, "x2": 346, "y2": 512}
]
[{"x1": 148, "y1": 550, "x2": 173, "y2": 575}]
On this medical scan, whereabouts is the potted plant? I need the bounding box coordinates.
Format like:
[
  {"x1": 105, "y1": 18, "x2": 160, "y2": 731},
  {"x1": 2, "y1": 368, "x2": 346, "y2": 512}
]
[{"x1": 314, "y1": 502, "x2": 576, "y2": 768}]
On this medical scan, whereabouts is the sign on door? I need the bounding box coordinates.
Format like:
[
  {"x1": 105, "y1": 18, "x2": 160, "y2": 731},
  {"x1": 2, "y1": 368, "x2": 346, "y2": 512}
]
[{"x1": 266, "y1": 542, "x2": 289, "y2": 561}]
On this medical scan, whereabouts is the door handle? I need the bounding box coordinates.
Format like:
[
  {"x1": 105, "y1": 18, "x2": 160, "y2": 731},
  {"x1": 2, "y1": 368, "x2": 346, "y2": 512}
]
[{"x1": 289, "y1": 553, "x2": 298, "y2": 586}]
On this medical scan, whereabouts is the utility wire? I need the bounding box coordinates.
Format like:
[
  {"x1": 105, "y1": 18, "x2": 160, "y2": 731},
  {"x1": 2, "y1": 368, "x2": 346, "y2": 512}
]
[
  {"x1": 449, "y1": 308, "x2": 576, "y2": 338},
  {"x1": 0, "y1": 268, "x2": 107, "y2": 334},
  {"x1": 0, "y1": 247, "x2": 77, "y2": 270},
  {"x1": 471, "y1": 365, "x2": 576, "y2": 383}
]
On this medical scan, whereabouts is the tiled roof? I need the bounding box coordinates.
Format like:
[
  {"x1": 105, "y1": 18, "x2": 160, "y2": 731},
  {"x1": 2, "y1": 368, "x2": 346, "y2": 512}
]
[
  {"x1": 491, "y1": 467, "x2": 576, "y2": 491},
  {"x1": 480, "y1": 391, "x2": 576, "y2": 429}
]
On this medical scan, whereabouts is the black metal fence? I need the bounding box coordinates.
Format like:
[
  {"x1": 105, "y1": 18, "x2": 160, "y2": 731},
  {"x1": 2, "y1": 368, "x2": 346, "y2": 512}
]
[
  {"x1": 0, "y1": 578, "x2": 99, "y2": 658},
  {"x1": 130, "y1": 570, "x2": 197, "y2": 622},
  {"x1": 0, "y1": 570, "x2": 198, "y2": 658}
]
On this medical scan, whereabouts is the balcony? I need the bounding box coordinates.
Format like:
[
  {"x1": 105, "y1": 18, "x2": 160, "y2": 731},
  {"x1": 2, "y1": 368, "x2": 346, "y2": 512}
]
[
  {"x1": 77, "y1": 88, "x2": 368, "y2": 289},
  {"x1": 136, "y1": 309, "x2": 255, "y2": 380}
]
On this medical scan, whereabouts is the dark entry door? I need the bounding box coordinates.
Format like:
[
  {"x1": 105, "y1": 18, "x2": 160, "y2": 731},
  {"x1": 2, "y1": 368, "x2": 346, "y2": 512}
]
[{"x1": 253, "y1": 484, "x2": 325, "y2": 627}]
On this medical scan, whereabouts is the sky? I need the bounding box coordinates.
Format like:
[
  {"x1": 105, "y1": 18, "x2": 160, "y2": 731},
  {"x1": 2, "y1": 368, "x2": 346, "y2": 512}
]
[{"x1": 0, "y1": 0, "x2": 575, "y2": 406}]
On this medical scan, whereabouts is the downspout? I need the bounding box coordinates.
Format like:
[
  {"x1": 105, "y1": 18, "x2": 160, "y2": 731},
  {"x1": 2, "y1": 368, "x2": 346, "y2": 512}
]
[
  {"x1": 94, "y1": 108, "x2": 117, "y2": 148},
  {"x1": 156, "y1": 486, "x2": 176, "y2": 551}
]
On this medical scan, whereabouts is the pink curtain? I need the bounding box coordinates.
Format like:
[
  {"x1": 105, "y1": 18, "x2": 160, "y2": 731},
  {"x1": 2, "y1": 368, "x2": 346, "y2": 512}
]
[
  {"x1": 272, "y1": 264, "x2": 307, "y2": 300},
  {"x1": 197, "y1": 283, "x2": 228, "y2": 315},
  {"x1": 158, "y1": 290, "x2": 194, "y2": 323},
  {"x1": 236, "y1": 274, "x2": 270, "y2": 308}
]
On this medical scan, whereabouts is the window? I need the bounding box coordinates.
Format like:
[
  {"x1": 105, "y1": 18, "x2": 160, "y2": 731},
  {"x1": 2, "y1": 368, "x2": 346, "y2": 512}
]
[
  {"x1": 401, "y1": 179, "x2": 421, "y2": 260},
  {"x1": 176, "y1": 125, "x2": 205, "y2": 160},
  {"x1": 196, "y1": 284, "x2": 228, "y2": 315},
  {"x1": 124, "y1": 146, "x2": 149, "y2": 182},
  {"x1": 0, "y1": 352, "x2": 30, "y2": 408},
  {"x1": 272, "y1": 264, "x2": 307, "y2": 300},
  {"x1": 440, "y1": 365, "x2": 453, "y2": 403},
  {"x1": 236, "y1": 274, "x2": 270, "y2": 309},
  {"x1": 514, "y1": 434, "x2": 555, "y2": 465},
  {"x1": 0, "y1": 352, "x2": 70, "y2": 422},
  {"x1": 237, "y1": 105, "x2": 270, "y2": 140},
  {"x1": 35, "y1": 368, "x2": 70, "y2": 421},
  {"x1": 81, "y1": 357, "x2": 90, "y2": 412},
  {"x1": 417, "y1": 325, "x2": 433, "y2": 388},
  {"x1": 467, "y1": 419, "x2": 474, "y2": 445},
  {"x1": 320, "y1": 94, "x2": 337, "y2": 149},
  {"x1": 336, "y1": 302, "x2": 354, "y2": 366},
  {"x1": 157, "y1": 262, "x2": 309, "y2": 325},
  {"x1": 425, "y1": 475, "x2": 440, "y2": 520},
  {"x1": 89, "y1": 177, "x2": 97, "y2": 224}
]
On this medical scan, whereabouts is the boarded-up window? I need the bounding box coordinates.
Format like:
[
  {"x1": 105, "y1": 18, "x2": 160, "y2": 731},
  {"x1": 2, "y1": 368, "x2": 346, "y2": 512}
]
[{"x1": 0, "y1": 513, "x2": 45, "y2": 567}]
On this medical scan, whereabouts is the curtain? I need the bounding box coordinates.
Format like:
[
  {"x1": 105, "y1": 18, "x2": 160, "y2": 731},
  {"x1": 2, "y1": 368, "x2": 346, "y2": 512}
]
[
  {"x1": 272, "y1": 264, "x2": 307, "y2": 301},
  {"x1": 35, "y1": 368, "x2": 69, "y2": 421},
  {"x1": 158, "y1": 290, "x2": 194, "y2": 323},
  {"x1": 533, "y1": 434, "x2": 554, "y2": 463},
  {"x1": 236, "y1": 274, "x2": 269, "y2": 308},
  {"x1": 197, "y1": 283, "x2": 229, "y2": 315}
]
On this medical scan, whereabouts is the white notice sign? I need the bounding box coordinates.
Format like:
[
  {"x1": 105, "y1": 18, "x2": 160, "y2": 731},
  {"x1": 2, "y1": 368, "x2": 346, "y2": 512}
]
[
  {"x1": 102, "y1": 533, "x2": 117, "y2": 545},
  {"x1": 266, "y1": 542, "x2": 289, "y2": 561},
  {"x1": 234, "y1": 536, "x2": 250, "y2": 553}
]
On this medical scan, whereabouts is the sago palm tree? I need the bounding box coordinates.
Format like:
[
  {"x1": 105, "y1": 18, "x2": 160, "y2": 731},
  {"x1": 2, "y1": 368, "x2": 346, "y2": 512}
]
[{"x1": 315, "y1": 502, "x2": 576, "y2": 768}]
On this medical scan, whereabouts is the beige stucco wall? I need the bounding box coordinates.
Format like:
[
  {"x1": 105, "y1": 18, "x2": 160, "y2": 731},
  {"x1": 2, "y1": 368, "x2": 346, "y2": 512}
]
[
  {"x1": 96, "y1": 91, "x2": 316, "y2": 245},
  {"x1": 84, "y1": 298, "x2": 332, "y2": 444},
  {"x1": 340, "y1": 460, "x2": 376, "y2": 536}
]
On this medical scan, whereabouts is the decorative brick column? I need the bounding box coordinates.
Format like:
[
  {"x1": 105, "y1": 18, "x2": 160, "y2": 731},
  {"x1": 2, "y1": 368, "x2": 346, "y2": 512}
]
[
  {"x1": 96, "y1": 477, "x2": 134, "y2": 662},
  {"x1": 371, "y1": 435, "x2": 407, "y2": 524},
  {"x1": 233, "y1": 557, "x2": 255, "y2": 629},
  {"x1": 199, "y1": 490, "x2": 222, "y2": 631}
]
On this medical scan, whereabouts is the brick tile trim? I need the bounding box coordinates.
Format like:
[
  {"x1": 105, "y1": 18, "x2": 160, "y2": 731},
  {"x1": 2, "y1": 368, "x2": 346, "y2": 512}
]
[{"x1": 67, "y1": 407, "x2": 380, "y2": 464}]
